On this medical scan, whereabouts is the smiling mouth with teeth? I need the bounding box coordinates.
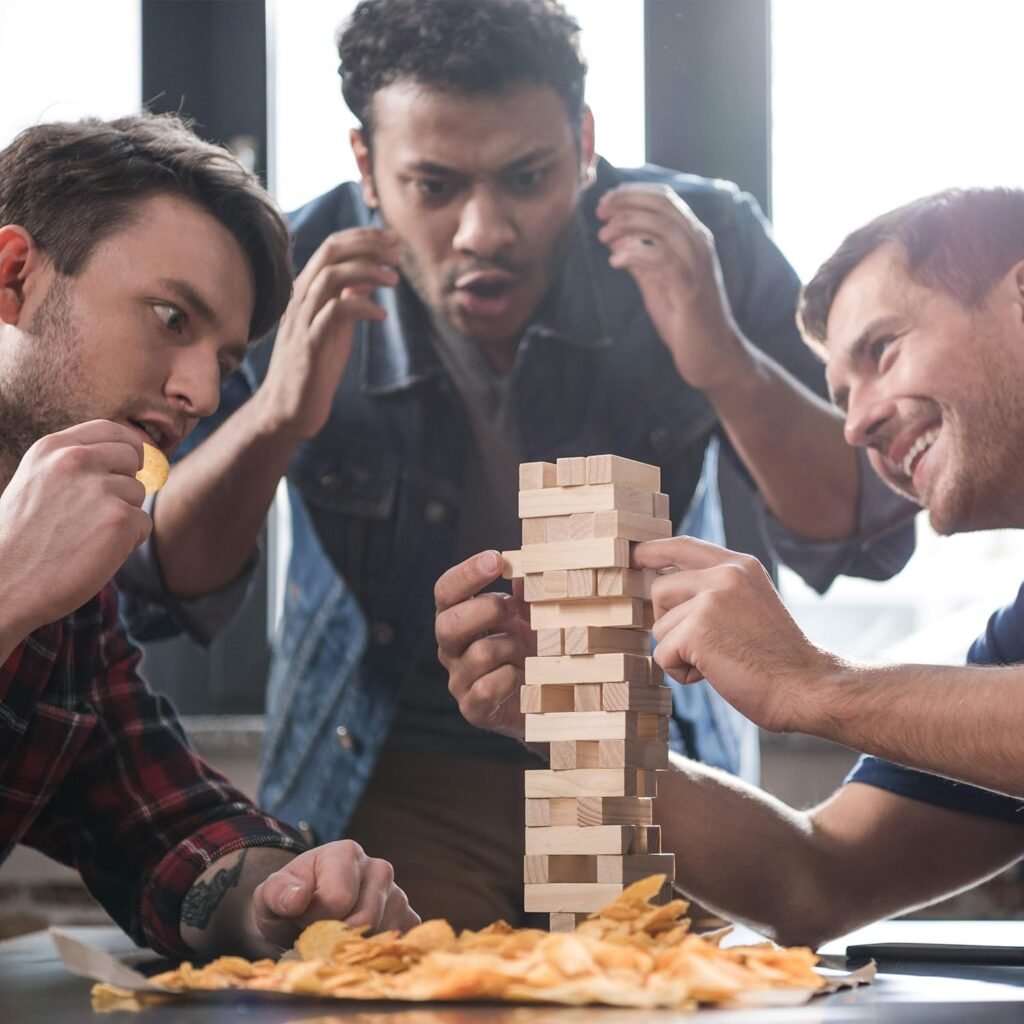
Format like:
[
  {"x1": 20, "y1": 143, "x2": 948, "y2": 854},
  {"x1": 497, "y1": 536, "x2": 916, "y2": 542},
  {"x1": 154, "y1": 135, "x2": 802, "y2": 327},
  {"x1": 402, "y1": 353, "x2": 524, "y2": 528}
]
[{"x1": 899, "y1": 426, "x2": 941, "y2": 478}]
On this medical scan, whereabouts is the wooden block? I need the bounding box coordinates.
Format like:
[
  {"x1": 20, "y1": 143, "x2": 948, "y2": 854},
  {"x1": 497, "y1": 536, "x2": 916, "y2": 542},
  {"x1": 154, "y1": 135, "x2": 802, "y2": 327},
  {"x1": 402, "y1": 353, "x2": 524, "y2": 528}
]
[
  {"x1": 525, "y1": 882, "x2": 625, "y2": 913},
  {"x1": 531, "y1": 598, "x2": 653, "y2": 630},
  {"x1": 650, "y1": 661, "x2": 665, "y2": 686},
  {"x1": 564, "y1": 625, "x2": 650, "y2": 655},
  {"x1": 524, "y1": 854, "x2": 596, "y2": 884},
  {"x1": 577, "y1": 796, "x2": 654, "y2": 826},
  {"x1": 545, "y1": 516, "x2": 572, "y2": 543},
  {"x1": 586, "y1": 455, "x2": 661, "y2": 492},
  {"x1": 643, "y1": 826, "x2": 662, "y2": 854},
  {"x1": 525, "y1": 710, "x2": 652, "y2": 742},
  {"x1": 525, "y1": 767, "x2": 656, "y2": 798},
  {"x1": 536, "y1": 628, "x2": 563, "y2": 657},
  {"x1": 519, "y1": 462, "x2": 557, "y2": 490},
  {"x1": 519, "y1": 684, "x2": 574, "y2": 714},
  {"x1": 567, "y1": 568, "x2": 596, "y2": 598},
  {"x1": 653, "y1": 492, "x2": 670, "y2": 520},
  {"x1": 524, "y1": 653, "x2": 650, "y2": 686},
  {"x1": 596, "y1": 853, "x2": 676, "y2": 884},
  {"x1": 570, "y1": 510, "x2": 672, "y2": 542},
  {"x1": 549, "y1": 912, "x2": 588, "y2": 932},
  {"x1": 601, "y1": 683, "x2": 672, "y2": 714},
  {"x1": 501, "y1": 549, "x2": 522, "y2": 579},
  {"x1": 525, "y1": 798, "x2": 549, "y2": 827},
  {"x1": 573, "y1": 683, "x2": 603, "y2": 712},
  {"x1": 543, "y1": 569, "x2": 569, "y2": 598},
  {"x1": 637, "y1": 714, "x2": 669, "y2": 743},
  {"x1": 524, "y1": 825, "x2": 646, "y2": 856},
  {"x1": 520, "y1": 538, "x2": 629, "y2": 574},
  {"x1": 596, "y1": 567, "x2": 656, "y2": 599},
  {"x1": 598, "y1": 739, "x2": 670, "y2": 770},
  {"x1": 522, "y1": 518, "x2": 548, "y2": 545},
  {"x1": 528, "y1": 798, "x2": 655, "y2": 831},
  {"x1": 519, "y1": 484, "x2": 654, "y2": 519},
  {"x1": 556, "y1": 456, "x2": 588, "y2": 486}
]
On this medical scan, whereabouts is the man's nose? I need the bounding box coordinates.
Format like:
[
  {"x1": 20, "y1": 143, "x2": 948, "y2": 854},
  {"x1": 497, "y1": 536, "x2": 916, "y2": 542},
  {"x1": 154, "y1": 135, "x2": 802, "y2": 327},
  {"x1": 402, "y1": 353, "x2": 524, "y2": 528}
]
[
  {"x1": 452, "y1": 187, "x2": 516, "y2": 258},
  {"x1": 843, "y1": 387, "x2": 897, "y2": 449},
  {"x1": 166, "y1": 348, "x2": 222, "y2": 419}
]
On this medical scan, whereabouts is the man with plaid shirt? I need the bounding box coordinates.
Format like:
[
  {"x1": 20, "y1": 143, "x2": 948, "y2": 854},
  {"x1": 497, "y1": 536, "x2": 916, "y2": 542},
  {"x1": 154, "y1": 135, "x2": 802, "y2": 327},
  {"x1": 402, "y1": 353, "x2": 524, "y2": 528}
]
[{"x1": 0, "y1": 114, "x2": 417, "y2": 958}]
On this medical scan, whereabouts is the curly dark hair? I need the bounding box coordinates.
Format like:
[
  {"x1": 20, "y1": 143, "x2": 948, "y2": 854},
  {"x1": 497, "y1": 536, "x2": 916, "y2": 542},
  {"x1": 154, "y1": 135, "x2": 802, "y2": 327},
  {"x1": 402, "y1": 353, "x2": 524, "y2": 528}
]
[
  {"x1": 799, "y1": 187, "x2": 1024, "y2": 355},
  {"x1": 0, "y1": 113, "x2": 292, "y2": 341},
  {"x1": 337, "y1": 0, "x2": 587, "y2": 142}
]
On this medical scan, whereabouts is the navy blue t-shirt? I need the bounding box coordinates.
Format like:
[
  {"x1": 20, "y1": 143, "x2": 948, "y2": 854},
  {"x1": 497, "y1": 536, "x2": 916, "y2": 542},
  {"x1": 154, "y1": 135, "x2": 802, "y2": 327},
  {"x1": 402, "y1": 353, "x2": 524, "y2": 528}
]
[{"x1": 847, "y1": 580, "x2": 1024, "y2": 822}]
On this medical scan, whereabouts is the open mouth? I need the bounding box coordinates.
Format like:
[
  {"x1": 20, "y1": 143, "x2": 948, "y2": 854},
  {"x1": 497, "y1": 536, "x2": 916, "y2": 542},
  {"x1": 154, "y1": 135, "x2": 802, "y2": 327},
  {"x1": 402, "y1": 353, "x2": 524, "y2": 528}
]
[
  {"x1": 895, "y1": 425, "x2": 941, "y2": 481},
  {"x1": 128, "y1": 418, "x2": 176, "y2": 454}
]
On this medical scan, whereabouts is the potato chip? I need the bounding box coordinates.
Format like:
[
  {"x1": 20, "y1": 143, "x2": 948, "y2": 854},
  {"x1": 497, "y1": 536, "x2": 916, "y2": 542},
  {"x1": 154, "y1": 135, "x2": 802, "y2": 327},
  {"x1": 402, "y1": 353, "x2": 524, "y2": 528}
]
[
  {"x1": 136, "y1": 442, "x2": 169, "y2": 495},
  {"x1": 91, "y1": 874, "x2": 828, "y2": 1012}
]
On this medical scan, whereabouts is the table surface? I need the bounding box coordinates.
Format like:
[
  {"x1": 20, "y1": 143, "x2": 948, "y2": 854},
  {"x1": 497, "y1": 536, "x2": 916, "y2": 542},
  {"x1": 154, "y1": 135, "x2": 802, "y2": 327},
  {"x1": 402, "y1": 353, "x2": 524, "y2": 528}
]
[{"x1": 3, "y1": 921, "x2": 1024, "y2": 1023}]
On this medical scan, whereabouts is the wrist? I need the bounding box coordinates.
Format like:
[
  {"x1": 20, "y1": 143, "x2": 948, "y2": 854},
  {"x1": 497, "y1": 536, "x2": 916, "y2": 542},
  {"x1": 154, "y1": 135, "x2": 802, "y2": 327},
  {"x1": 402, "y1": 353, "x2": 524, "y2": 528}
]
[
  {"x1": 696, "y1": 331, "x2": 761, "y2": 406},
  {"x1": 787, "y1": 655, "x2": 866, "y2": 741},
  {"x1": 247, "y1": 388, "x2": 310, "y2": 448}
]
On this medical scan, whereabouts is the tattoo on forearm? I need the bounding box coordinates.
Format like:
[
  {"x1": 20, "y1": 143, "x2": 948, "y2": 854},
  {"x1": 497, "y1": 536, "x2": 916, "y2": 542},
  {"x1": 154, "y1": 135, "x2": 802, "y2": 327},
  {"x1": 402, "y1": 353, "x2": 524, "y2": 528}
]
[{"x1": 181, "y1": 849, "x2": 248, "y2": 930}]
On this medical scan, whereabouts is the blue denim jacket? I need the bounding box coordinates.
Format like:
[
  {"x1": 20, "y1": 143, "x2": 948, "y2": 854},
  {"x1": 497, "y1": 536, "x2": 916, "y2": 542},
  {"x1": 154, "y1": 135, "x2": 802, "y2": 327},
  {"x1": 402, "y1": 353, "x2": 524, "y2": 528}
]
[{"x1": 121, "y1": 160, "x2": 915, "y2": 843}]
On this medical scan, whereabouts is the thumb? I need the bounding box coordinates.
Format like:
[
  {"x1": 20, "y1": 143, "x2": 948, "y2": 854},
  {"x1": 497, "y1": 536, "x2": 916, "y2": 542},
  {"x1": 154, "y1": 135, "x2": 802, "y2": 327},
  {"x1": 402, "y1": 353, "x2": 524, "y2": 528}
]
[{"x1": 255, "y1": 865, "x2": 315, "y2": 921}]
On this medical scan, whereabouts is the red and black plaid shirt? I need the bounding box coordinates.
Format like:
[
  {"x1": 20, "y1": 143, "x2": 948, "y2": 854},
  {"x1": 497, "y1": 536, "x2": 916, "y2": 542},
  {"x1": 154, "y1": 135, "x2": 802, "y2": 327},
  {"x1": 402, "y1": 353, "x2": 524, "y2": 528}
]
[{"x1": 0, "y1": 584, "x2": 306, "y2": 957}]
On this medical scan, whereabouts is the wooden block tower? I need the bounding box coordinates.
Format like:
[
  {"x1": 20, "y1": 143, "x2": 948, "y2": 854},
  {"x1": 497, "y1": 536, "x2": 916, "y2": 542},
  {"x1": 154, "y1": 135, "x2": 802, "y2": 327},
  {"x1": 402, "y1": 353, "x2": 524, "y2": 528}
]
[{"x1": 502, "y1": 454, "x2": 676, "y2": 932}]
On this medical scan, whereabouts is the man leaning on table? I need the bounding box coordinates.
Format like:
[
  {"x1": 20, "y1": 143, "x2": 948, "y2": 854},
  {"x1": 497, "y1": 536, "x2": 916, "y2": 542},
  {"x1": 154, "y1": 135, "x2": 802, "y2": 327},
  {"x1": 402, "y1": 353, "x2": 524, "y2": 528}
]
[
  {"x1": 0, "y1": 114, "x2": 417, "y2": 959},
  {"x1": 442, "y1": 187, "x2": 1024, "y2": 946}
]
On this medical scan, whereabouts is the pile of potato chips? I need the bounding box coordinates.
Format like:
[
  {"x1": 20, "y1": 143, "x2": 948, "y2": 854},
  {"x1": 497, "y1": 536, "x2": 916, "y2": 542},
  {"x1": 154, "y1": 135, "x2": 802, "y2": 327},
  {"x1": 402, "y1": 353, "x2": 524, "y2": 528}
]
[{"x1": 92, "y1": 875, "x2": 824, "y2": 1012}]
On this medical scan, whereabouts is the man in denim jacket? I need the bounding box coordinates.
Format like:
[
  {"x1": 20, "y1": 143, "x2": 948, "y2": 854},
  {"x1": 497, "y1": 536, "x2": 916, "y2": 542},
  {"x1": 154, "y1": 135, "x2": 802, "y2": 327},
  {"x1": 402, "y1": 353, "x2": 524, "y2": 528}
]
[{"x1": 120, "y1": 0, "x2": 915, "y2": 926}]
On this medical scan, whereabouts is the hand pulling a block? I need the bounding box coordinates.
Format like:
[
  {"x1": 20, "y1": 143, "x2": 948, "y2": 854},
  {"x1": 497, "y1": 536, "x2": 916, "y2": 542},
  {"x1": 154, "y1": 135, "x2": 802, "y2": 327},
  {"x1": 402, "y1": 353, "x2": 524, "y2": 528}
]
[{"x1": 434, "y1": 550, "x2": 535, "y2": 738}]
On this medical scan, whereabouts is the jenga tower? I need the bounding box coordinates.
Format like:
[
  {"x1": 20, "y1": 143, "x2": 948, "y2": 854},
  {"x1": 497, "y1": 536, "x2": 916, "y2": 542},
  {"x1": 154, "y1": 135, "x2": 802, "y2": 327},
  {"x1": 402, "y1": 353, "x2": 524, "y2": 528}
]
[{"x1": 502, "y1": 455, "x2": 676, "y2": 932}]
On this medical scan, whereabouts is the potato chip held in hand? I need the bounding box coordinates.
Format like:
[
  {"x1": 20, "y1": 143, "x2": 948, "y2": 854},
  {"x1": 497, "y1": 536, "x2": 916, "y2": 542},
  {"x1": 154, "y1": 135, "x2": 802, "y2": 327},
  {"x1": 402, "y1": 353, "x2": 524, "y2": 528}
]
[{"x1": 136, "y1": 443, "x2": 169, "y2": 495}]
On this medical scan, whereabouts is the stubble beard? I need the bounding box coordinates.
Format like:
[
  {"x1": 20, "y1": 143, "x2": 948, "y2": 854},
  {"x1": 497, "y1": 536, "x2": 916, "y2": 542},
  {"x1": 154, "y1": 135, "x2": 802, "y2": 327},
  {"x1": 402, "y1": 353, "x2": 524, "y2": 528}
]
[{"x1": 0, "y1": 276, "x2": 85, "y2": 484}]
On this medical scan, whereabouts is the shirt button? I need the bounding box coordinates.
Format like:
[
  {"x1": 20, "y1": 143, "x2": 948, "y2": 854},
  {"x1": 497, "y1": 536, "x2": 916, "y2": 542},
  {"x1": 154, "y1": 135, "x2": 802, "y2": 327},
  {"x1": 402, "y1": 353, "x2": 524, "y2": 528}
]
[
  {"x1": 424, "y1": 500, "x2": 448, "y2": 525},
  {"x1": 336, "y1": 725, "x2": 355, "y2": 751},
  {"x1": 297, "y1": 820, "x2": 317, "y2": 845},
  {"x1": 320, "y1": 471, "x2": 342, "y2": 490},
  {"x1": 372, "y1": 621, "x2": 395, "y2": 647}
]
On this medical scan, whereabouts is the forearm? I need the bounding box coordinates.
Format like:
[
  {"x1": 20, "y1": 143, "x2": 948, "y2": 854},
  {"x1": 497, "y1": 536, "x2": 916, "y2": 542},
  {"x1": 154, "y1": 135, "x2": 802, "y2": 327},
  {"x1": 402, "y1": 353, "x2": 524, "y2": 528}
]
[
  {"x1": 655, "y1": 755, "x2": 840, "y2": 945},
  {"x1": 806, "y1": 663, "x2": 1024, "y2": 797},
  {"x1": 705, "y1": 342, "x2": 858, "y2": 541},
  {"x1": 154, "y1": 394, "x2": 300, "y2": 598},
  {"x1": 180, "y1": 847, "x2": 295, "y2": 958}
]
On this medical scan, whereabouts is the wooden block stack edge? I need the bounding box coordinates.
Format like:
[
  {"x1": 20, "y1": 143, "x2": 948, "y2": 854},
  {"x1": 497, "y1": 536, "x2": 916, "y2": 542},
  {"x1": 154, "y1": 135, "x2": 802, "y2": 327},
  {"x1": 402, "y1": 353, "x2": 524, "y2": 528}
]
[{"x1": 508, "y1": 455, "x2": 675, "y2": 931}]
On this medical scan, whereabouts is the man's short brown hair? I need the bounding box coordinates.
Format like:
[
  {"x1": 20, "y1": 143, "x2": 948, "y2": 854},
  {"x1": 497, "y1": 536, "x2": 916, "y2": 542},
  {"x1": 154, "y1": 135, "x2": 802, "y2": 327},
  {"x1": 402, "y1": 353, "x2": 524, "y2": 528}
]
[
  {"x1": 0, "y1": 113, "x2": 292, "y2": 340},
  {"x1": 799, "y1": 187, "x2": 1024, "y2": 355}
]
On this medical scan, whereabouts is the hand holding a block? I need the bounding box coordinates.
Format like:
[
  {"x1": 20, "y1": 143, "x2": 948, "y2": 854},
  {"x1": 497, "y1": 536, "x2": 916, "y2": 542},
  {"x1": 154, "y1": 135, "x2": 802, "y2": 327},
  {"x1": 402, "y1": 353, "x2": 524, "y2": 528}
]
[
  {"x1": 595, "y1": 183, "x2": 749, "y2": 394},
  {"x1": 634, "y1": 536, "x2": 834, "y2": 733},
  {"x1": 434, "y1": 549, "x2": 534, "y2": 738}
]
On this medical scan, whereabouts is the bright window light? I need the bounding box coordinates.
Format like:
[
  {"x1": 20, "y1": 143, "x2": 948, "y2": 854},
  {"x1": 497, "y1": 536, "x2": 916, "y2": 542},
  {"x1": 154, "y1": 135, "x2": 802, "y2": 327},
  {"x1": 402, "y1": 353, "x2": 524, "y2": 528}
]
[{"x1": 772, "y1": 0, "x2": 1024, "y2": 663}]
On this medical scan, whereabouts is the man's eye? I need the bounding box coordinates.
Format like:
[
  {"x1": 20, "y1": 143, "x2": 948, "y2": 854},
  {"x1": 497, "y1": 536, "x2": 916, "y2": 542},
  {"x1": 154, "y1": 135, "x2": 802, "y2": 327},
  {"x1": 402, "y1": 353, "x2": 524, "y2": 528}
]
[
  {"x1": 508, "y1": 169, "x2": 547, "y2": 191},
  {"x1": 869, "y1": 335, "x2": 896, "y2": 363},
  {"x1": 154, "y1": 303, "x2": 186, "y2": 333},
  {"x1": 415, "y1": 179, "x2": 451, "y2": 198}
]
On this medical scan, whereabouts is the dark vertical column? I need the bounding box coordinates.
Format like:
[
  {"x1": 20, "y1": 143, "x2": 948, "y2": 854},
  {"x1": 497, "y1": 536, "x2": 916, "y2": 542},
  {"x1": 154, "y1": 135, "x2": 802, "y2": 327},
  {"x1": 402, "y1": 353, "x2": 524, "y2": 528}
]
[
  {"x1": 142, "y1": 0, "x2": 269, "y2": 183},
  {"x1": 138, "y1": 0, "x2": 271, "y2": 714},
  {"x1": 644, "y1": 0, "x2": 771, "y2": 214},
  {"x1": 644, "y1": 0, "x2": 778, "y2": 566}
]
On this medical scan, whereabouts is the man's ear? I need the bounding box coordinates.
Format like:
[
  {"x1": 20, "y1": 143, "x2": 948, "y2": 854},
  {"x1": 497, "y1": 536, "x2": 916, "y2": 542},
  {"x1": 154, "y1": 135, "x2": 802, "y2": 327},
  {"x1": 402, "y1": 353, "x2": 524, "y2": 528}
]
[
  {"x1": 579, "y1": 106, "x2": 597, "y2": 189},
  {"x1": 0, "y1": 225, "x2": 39, "y2": 326},
  {"x1": 350, "y1": 128, "x2": 379, "y2": 209},
  {"x1": 1013, "y1": 260, "x2": 1024, "y2": 312}
]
